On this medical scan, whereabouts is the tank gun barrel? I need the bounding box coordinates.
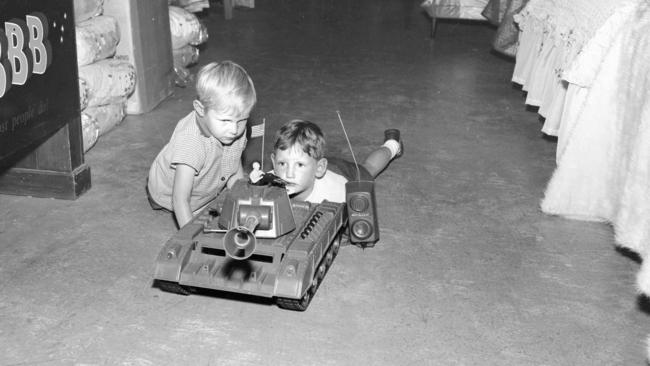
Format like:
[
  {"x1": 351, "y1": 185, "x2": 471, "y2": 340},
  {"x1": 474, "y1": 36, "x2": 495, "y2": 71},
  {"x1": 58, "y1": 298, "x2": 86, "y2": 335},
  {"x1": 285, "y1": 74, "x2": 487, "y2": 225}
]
[{"x1": 223, "y1": 215, "x2": 260, "y2": 260}]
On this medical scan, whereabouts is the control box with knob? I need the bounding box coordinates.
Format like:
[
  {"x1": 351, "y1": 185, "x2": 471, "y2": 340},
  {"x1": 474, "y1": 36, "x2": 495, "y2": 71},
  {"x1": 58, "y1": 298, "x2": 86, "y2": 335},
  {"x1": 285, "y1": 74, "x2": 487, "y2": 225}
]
[{"x1": 345, "y1": 180, "x2": 379, "y2": 245}]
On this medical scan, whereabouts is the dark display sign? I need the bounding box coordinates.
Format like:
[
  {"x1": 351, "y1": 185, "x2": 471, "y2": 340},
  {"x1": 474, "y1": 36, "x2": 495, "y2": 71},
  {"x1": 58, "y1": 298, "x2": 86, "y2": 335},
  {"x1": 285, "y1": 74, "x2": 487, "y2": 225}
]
[{"x1": 0, "y1": 0, "x2": 79, "y2": 167}]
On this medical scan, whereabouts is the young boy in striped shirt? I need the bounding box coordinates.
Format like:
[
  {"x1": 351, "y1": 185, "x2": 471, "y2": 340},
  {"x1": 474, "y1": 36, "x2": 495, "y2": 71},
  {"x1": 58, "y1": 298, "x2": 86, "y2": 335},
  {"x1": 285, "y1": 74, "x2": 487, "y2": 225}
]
[{"x1": 147, "y1": 61, "x2": 260, "y2": 228}]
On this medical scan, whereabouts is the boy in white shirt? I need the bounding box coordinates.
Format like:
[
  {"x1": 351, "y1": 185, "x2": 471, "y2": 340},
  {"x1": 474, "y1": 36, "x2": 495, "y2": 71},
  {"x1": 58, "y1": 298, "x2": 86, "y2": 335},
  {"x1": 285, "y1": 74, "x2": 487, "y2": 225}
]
[{"x1": 268, "y1": 120, "x2": 402, "y2": 203}]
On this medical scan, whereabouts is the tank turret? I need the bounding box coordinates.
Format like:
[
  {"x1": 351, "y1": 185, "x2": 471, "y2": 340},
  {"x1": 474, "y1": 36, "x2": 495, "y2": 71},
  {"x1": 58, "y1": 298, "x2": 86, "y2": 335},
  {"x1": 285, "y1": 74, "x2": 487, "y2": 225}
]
[{"x1": 217, "y1": 182, "x2": 296, "y2": 259}]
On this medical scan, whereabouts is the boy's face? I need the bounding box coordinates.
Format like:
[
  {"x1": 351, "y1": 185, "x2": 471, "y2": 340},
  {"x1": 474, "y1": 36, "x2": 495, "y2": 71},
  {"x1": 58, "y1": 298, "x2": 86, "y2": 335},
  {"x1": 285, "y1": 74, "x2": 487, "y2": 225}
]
[
  {"x1": 194, "y1": 100, "x2": 248, "y2": 145},
  {"x1": 271, "y1": 145, "x2": 327, "y2": 201}
]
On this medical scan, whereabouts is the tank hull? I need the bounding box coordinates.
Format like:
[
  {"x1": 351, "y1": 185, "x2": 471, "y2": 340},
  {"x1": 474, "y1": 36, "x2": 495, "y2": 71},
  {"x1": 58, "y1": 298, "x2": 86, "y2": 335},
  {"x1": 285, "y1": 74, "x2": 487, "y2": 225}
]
[{"x1": 153, "y1": 185, "x2": 345, "y2": 310}]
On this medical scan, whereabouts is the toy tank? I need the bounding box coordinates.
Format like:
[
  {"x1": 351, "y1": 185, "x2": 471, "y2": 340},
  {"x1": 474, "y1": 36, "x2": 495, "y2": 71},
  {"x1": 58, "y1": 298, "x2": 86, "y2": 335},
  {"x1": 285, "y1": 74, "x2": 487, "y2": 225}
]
[{"x1": 153, "y1": 179, "x2": 346, "y2": 311}]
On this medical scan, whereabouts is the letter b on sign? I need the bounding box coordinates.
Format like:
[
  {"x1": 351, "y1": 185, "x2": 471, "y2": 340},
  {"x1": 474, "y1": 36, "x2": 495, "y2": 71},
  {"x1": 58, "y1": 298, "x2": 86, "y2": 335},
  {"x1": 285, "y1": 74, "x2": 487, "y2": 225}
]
[{"x1": 0, "y1": 12, "x2": 51, "y2": 98}]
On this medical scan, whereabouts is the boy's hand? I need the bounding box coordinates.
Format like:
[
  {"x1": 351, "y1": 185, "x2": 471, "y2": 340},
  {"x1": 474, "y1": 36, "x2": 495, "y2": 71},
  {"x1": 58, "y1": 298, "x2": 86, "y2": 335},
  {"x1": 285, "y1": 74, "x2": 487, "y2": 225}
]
[{"x1": 227, "y1": 164, "x2": 245, "y2": 189}]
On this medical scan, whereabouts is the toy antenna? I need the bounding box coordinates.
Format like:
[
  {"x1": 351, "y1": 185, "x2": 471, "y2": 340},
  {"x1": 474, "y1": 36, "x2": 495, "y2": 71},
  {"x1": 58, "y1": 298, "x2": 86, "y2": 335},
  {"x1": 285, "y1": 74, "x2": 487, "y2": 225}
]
[
  {"x1": 260, "y1": 118, "x2": 265, "y2": 169},
  {"x1": 336, "y1": 110, "x2": 361, "y2": 182}
]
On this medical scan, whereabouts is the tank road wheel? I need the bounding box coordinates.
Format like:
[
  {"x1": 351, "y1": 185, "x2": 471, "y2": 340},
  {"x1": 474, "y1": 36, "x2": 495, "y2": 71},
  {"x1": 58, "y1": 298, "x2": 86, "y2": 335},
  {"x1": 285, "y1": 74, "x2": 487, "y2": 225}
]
[
  {"x1": 325, "y1": 232, "x2": 341, "y2": 266},
  {"x1": 317, "y1": 263, "x2": 327, "y2": 282},
  {"x1": 325, "y1": 250, "x2": 333, "y2": 266},
  {"x1": 276, "y1": 284, "x2": 314, "y2": 311},
  {"x1": 155, "y1": 280, "x2": 193, "y2": 296},
  {"x1": 331, "y1": 232, "x2": 342, "y2": 257}
]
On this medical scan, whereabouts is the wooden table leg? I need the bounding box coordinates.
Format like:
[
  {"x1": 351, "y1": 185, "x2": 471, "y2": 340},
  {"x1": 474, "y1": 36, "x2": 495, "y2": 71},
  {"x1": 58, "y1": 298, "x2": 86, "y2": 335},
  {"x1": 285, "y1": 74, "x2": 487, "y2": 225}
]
[
  {"x1": 431, "y1": 16, "x2": 437, "y2": 38},
  {"x1": 224, "y1": 0, "x2": 233, "y2": 19}
]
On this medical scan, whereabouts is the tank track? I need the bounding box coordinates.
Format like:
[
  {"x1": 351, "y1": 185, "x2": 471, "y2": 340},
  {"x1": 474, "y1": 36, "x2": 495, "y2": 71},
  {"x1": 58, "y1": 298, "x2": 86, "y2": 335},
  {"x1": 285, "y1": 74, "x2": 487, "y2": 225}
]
[
  {"x1": 155, "y1": 280, "x2": 193, "y2": 296},
  {"x1": 276, "y1": 232, "x2": 341, "y2": 311}
]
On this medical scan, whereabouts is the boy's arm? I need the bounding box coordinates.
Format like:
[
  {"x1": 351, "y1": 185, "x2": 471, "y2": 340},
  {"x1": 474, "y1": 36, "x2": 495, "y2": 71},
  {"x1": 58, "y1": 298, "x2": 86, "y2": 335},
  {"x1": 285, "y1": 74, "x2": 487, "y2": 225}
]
[
  {"x1": 172, "y1": 163, "x2": 196, "y2": 228},
  {"x1": 226, "y1": 162, "x2": 244, "y2": 189}
]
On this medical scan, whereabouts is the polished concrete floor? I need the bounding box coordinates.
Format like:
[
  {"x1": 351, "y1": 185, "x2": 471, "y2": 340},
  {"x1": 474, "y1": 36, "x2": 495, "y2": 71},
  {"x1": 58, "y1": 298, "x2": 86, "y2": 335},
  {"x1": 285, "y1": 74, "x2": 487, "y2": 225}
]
[{"x1": 1, "y1": 1, "x2": 649, "y2": 365}]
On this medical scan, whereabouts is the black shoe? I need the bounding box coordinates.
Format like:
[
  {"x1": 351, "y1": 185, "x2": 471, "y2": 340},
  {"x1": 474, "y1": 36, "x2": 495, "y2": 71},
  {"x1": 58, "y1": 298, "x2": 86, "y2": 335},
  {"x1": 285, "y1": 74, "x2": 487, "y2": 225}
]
[{"x1": 384, "y1": 129, "x2": 403, "y2": 158}]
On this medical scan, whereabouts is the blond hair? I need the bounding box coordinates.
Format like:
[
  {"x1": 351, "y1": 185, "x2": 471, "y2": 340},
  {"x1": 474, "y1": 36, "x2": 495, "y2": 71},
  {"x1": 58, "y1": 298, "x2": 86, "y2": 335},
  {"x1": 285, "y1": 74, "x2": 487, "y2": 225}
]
[{"x1": 195, "y1": 61, "x2": 257, "y2": 116}]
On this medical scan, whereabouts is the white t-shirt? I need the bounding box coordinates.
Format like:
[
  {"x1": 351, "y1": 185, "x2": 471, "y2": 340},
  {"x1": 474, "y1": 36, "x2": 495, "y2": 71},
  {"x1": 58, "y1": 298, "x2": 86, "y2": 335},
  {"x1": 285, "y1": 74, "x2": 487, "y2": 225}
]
[{"x1": 304, "y1": 169, "x2": 348, "y2": 203}]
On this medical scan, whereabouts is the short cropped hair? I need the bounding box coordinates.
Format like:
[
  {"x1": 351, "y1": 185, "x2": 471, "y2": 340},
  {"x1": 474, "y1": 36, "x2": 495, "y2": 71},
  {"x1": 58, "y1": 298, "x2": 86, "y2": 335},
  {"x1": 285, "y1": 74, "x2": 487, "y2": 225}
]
[
  {"x1": 195, "y1": 61, "x2": 257, "y2": 116},
  {"x1": 273, "y1": 120, "x2": 326, "y2": 160}
]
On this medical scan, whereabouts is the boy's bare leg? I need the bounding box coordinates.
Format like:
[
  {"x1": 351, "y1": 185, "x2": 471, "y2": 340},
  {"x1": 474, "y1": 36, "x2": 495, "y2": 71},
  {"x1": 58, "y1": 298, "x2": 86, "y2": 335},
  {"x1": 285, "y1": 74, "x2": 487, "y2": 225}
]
[{"x1": 361, "y1": 129, "x2": 403, "y2": 178}]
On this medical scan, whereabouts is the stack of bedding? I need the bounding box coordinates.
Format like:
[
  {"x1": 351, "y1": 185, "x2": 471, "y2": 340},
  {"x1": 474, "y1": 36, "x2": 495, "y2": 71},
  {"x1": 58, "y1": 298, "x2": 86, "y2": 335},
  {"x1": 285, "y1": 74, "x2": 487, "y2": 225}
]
[
  {"x1": 74, "y1": 0, "x2": 135, "y2": 152},
  {"x1": 481, "y1": 0, "x2": 529, "y2": 57},
  {"x1": 169, "y1": 5, "x2": 209, "y2": 86}
]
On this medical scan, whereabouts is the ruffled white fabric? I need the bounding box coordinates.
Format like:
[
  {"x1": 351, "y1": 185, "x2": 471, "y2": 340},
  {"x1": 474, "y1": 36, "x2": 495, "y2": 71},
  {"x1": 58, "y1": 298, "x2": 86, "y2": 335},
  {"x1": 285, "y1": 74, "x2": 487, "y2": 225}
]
[
  {"x1": 538, "y1": 0, "x2": 650, "y2": 296},
  {"x1": 513, "y1": 2, "x2": 650, "y2": 354},
  {"x1": 555, "y1": 0, "x2": 639, "y2": 161},
  {"x1": 512, "y1": 0, "x2": 622, "y2": 136}
]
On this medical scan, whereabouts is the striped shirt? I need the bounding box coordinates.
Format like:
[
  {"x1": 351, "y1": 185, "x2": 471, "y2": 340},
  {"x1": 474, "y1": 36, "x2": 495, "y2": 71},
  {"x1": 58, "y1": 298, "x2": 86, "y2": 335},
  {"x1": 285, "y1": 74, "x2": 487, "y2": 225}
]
[{"x1": 148, "y1": 111, "x2": 262, "y2": 211}]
